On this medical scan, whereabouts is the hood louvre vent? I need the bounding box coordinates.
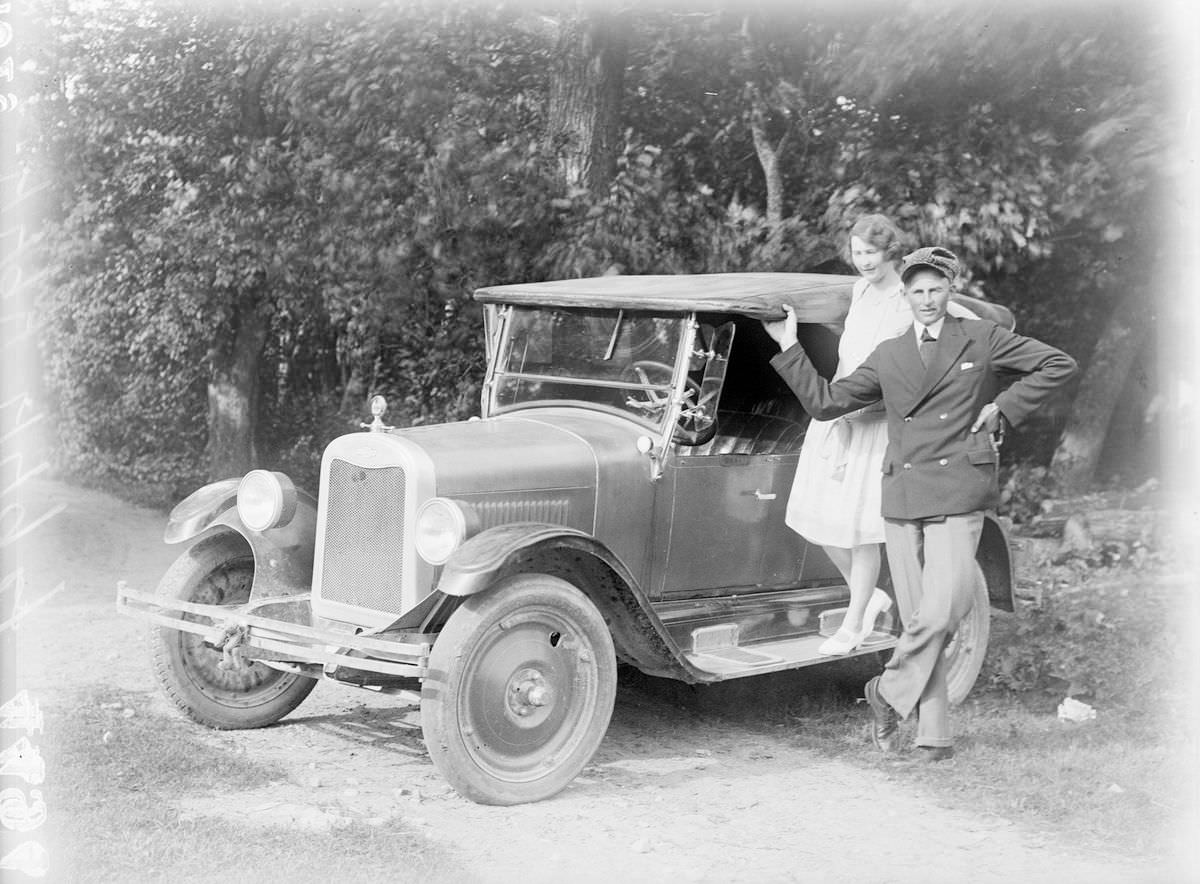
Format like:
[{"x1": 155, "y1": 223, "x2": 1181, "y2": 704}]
[{"x1": 471, "y1": 496, "x2": 571, "y2": 529}]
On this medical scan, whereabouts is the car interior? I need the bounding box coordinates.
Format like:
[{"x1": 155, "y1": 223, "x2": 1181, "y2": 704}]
[{"x1": 687, "y1": 315, "x2": 841, "y2": 457}]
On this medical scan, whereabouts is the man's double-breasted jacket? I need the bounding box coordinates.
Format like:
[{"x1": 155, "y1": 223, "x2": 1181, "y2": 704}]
[{"x1": 770, "y1": 316, "x2": 1078, "y2": 521}]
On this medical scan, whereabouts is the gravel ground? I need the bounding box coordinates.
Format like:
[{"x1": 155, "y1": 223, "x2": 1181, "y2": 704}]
[{"x1": 16, "y1": 479, "x2": 1190, "y2": 883}]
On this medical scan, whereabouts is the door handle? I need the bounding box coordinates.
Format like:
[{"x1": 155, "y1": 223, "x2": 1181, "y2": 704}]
[{"x1": 753, "y1": 489, "x2": 777, "y2": 500}]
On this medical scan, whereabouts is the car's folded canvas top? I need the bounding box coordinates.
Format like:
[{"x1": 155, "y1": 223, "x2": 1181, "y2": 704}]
[
  {"x1": 475, "y1": 273, "x2": 1014, "y2": 329},
  {"x1": 475, "y1": 273, "x2": 856, "y2": 322}
]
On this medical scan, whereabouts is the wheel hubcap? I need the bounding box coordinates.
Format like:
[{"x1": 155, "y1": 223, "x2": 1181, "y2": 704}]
[{"x1": 507, "y1": 668, "x2": 554, "y2": 720}]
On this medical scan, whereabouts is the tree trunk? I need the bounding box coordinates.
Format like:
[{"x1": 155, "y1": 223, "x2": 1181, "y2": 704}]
[
  {"x1": 339, "y1": 361, "x2": 368, "y2": 415},
  {"x1": 206, "y1": 299, "x2": 269, "y2": 478},
  {"x1": 1049, "y1": 291, "x2": 1150, "y2": 495},
  {"x1": 740, "y1": 17, "x2": 792, "y2": 235},
  {"x1": 204, "y1": 43, "x2": 283, "y2": 481},
  {"x1": 546, "y1": 4, "x2": 629, "y2": 194},
  {"x1": 749, "y1": 106, "x2": 786, "y2": 226}
]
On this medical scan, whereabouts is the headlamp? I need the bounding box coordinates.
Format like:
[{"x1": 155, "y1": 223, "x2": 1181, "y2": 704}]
[
  {"x1": 414, "y1": 497, "x2": 468, "y2": 565},
  {"x1": 236, "y1": 470, "x2": 298, "y2": 532}
]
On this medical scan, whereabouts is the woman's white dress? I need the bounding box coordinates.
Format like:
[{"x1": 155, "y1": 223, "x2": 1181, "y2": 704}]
[{"x1": 785, "y1": 277, "x2": 912, "y2": 547}]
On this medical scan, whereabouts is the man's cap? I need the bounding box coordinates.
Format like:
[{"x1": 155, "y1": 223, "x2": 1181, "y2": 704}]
[{"x1": 900, "y1": 246, "x2": 959, "y2": 284}]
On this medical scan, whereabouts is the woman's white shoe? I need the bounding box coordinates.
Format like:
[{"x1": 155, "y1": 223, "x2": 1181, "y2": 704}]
[
  {"x1": 817, "y1": 589, "x2": 893, "y2": 656},
  {"x1": 861, "y1": 588, "x2": 893, "y2": 635},
  {"x1": 817, "y1": 627, "x2": 862, "y2": 656}
]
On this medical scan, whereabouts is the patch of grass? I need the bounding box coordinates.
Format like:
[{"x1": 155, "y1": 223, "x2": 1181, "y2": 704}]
[
  {"x1": 984, "y1": 565, "x2": 1180, "y2": 702},
  {"x1": 930, "y1": 699, "x2": 1188, "y2": 853},
  {"x1": 38, "y1": 687, "x2": 457, "y2": 883},
  {"x1": 768, "y1": 567, "x2": 1191, "y2": 859}
]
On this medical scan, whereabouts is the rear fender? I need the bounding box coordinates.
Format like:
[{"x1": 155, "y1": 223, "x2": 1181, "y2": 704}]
[
  {"x1": 164, "y1": 479, "x2": 318, "y2": 605},
  {"x1": 978, "y1": 514, "x2": 1015, "y2": 612}
]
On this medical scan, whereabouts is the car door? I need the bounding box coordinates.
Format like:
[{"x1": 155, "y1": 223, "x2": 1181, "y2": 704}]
[{"x1": 652, "y1": 441, "x2": 807, "y2": 599}]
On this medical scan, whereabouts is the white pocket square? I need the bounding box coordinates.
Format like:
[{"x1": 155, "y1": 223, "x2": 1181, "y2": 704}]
[{"x1": 960, "y1": 362, "x2": 975, "y2": 370}]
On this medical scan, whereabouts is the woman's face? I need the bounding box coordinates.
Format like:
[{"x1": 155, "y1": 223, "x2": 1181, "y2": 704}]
[{"x1": 849, "y1": 235, "x2": 889, "y2": 284}]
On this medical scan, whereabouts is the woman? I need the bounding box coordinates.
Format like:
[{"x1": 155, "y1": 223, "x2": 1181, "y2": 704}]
[{"x1": 788, "y1": 215, "x2": 975, "y2": 655}]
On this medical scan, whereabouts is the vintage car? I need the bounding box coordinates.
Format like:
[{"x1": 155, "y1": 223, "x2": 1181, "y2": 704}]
[{"x1": 117, "y1": 273, "x2": 1016, "y2": 805}]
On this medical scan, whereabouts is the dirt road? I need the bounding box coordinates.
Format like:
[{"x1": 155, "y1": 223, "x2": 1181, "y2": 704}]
[{"x1": 15, "y1": 480, "x2": 1174, "y2": 883}]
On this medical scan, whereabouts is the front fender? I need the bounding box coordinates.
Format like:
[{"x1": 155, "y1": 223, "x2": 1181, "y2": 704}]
[
  {"x1": 437, "y1": 523, "x2": 592, "y2": 597},
  {"x1": 164, "y1": 478, "x2": 242, "y2": 544},
  {"x1": 436, "y1": 522, "x2": 702, "y2": 683},
  {"x1": 164, "y1": 478, "x2": 318, "y2": 603}
]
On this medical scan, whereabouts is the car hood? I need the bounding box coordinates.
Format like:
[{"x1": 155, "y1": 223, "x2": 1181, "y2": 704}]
[
  {"x1": 397, "y1": 410, "x2": 657, "y2": 577},
  {"x1": 397, "y1": 410, "x2": 647, "y2": 499}
]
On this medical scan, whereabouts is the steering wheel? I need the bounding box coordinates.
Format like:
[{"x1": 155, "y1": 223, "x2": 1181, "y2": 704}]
[
  {"x1": 624, "y1": 360, "x2": 718, "y2": 445},
  {"x1": 625, "y1": 361, "x2": 687, "y2": 412}
]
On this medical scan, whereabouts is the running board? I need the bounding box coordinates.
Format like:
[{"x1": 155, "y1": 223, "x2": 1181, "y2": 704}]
[{"x1": 684, "y1": 630, "x2": 897, "y2": 680}]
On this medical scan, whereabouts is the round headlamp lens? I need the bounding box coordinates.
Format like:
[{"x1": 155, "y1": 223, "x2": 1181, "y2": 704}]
[
  {"x1": 414, "y1": 498, "x2": 467, "y2": 565},
  {"x1": 237, "y1": 470, "x2": 297, "y2": 532}
]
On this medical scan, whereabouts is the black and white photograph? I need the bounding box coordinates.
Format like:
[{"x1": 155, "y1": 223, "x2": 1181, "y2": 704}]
[{"x1": 1, "y1": 0, "x2": 1196, "y2": 881}]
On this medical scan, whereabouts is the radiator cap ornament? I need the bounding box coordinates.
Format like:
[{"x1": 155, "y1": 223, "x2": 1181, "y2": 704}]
[{"x1": 363, "y1": 395, "x2": 394, "y2": 433}]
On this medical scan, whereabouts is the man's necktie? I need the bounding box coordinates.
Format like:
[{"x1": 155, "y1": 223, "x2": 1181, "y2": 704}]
[{"x1": 919, "y1": 329, "x2": 936, "y2": 367}]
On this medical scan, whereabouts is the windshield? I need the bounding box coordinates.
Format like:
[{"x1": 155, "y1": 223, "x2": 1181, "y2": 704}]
[{"x1": 491, "y1": 306, "x2": 688, "y2": 427}]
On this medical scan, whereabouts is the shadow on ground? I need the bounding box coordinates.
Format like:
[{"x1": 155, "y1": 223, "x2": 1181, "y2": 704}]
[{"x1": 615, "y1": 653, "x2": 884, "y2": 718}]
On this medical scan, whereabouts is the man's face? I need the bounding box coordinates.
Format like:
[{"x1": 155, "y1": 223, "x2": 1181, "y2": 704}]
[{"x1": 904, "y1": 269, "x2": 951, "y2": 326}]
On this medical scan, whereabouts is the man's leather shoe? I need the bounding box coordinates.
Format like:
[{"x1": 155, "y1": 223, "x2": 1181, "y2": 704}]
[
  {"x1": 891, "y1": 745, "x2": 956, "y2": 767},
  {"x1": 915, "y1": 746, "x2": 954, "y2": 763},
  {"x1": 863, "y1": 676, "x2": 899, "y2": 753}
]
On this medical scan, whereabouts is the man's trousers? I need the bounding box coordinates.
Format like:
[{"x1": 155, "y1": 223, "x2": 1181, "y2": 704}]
[{"x1": 879, "y1": 511, "x2": 984, "y2": 748}]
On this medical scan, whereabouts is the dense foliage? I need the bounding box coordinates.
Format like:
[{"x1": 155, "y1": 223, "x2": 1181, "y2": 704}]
[
  {"x1": 25, "y1": 0, "x2": 1176, "y2": 503},
  {"x1": 985, "y1": 551, "x2": 1175, "y2": 705}
]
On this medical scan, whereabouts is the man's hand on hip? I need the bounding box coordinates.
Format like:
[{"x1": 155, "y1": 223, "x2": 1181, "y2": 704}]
[{"x1": 971, "y1": 402, "x2": 1002, "y2": 434}]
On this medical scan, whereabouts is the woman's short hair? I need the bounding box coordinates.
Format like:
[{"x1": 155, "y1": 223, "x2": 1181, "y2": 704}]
[{"x1": 843, "y1": 214, "x2": 907, "y2": 267}]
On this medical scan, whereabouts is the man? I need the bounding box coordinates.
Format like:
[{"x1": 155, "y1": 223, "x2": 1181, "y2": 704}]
[{"x1": 763, "y1": 246, "x2": 1077, "y2": 761}]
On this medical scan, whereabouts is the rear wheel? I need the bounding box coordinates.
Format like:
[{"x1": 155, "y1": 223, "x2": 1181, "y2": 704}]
[
  {"x1": 151, "y1": 535, "x2": 316, "y2": 729},
  {"x1": 944, "y1": 564, "x2": 991, "y2": 706},
  {"x1": 421, "y1": 574, "x2": 617, "y2": 805}
]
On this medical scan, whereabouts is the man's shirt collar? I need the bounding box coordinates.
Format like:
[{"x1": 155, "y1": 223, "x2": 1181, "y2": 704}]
[{"x1": 914, "y1": 317, "x2": 947, "y2": 340}]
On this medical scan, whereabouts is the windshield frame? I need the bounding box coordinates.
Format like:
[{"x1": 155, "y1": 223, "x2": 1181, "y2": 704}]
[{"x1": 483, "y1": 304, "x2": 696, "y2": 434}]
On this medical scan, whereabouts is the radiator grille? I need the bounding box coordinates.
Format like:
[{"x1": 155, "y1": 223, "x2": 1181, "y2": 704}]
[{"x1": 320, "y1": 459, "x2": 408, "y2": 612}]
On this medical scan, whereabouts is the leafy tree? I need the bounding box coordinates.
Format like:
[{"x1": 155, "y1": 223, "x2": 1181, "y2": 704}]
[
  {"x1": 835, "y1": 1, "x2": 1170, "y2": 491},
  {"x1": 625, "y1": 2, "x2": 1170, "y2": 487},
  {"x1": 624, "y1": 6, "x2": 849, "y2": 271},
  {"x1": 33, "y1": 1, "x2": 321, "y2": 483},
  {"x1": 28, "y1": 0, "x2": 1175, "y2": 502},
  {"x1": 30, "y1": 0, "x2": 557, "y2": 493}
]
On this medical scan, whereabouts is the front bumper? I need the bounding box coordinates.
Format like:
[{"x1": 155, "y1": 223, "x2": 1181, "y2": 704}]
[{"x1": 117, "y1": 583, "x2": 430, "y2": 678}]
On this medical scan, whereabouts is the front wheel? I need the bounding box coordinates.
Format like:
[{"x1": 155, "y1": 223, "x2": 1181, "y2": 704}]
[
  {"x1": 944, "y1": 564, "x2": 991, "y2": 706},
  {"x1": 420, "y1": 574, "x2": 617, "y2": 805},
  {"x1": 150, "y1": 534, "x2": 316, "y2": 729}
]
